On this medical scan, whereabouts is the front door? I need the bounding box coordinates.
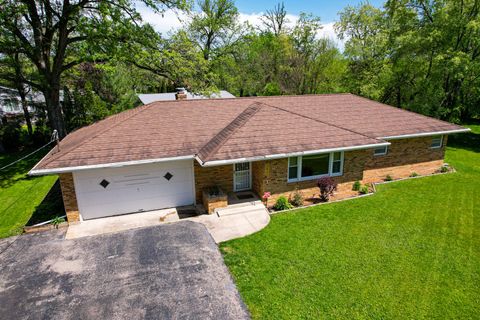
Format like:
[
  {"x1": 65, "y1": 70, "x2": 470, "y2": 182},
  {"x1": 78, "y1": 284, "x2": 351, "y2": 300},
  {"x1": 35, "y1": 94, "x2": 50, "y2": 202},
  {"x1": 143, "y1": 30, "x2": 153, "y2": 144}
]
[{"x1": 234, "y1": 162, "x2": 251, "y2": 191}]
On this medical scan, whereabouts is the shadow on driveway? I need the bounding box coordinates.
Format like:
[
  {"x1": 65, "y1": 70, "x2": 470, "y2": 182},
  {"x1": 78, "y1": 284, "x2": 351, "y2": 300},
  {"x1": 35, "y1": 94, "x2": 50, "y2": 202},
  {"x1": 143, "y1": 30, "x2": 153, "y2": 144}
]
[{"x1": 0, "y1": 221, "x2": 249, "y2": 320}]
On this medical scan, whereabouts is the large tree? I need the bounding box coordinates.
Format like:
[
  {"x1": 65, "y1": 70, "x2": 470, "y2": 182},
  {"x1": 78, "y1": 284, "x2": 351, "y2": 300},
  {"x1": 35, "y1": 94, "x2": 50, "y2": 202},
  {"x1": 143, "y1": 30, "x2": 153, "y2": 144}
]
[
  {"x1": 0, "y1": 0, "x2": 188, "y2": 138},
  {"x1": 336, "y1": 0, "x2": 480, "y2": 122},
  {"x1": 188, "y1": 0, "x2": 241, "y2": 60}
]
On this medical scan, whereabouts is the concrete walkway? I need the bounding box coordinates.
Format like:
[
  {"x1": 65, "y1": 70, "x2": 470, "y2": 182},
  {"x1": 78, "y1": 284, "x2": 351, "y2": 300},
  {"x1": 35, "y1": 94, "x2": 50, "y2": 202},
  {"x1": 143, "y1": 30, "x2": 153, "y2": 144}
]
[
  {"x1": 66, "y1": 208, "x2": 179, "y2": 239},
  {"x1": 187, "y1": 202, "x2": 270, "y2": 243},
  {"x1": 66, "y1": 202, "x2": 270, "y2": 243}
]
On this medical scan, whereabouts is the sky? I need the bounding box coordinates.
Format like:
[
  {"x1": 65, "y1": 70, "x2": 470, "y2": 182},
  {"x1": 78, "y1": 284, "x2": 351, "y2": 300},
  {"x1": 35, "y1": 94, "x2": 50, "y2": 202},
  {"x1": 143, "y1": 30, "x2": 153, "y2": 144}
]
[{"x1": 137, "y1": 0, "x2": 385, "y2": 48}]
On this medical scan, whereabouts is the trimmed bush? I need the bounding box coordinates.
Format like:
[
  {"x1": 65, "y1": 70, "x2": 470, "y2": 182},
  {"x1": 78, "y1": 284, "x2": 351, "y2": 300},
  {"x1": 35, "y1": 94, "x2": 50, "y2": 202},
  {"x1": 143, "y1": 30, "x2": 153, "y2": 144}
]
[
  {"x1": 359, "y1": 185, "x2": 369, "y2": 194},
  {"x1": 352, "y1": 181, "x2": 361, "y2": 191},
  {"x1": 410, "y1": 172, "x2": 419, "y2": 177},
  {"x1": 317, "y1": 177, "x2": 338, "y2": 202},
  {"x1": 440, "y1": 165, "x2": 449, "y2": 173},
  {"x1": 290, "y1": 189, "x2": 304, "y2": 207},
  {"x1": 384, "y1": 175, "x2": 393, "y2": 181},
  {"x1": 274, "y1": 196, "x2": 293, "y2": 211}
]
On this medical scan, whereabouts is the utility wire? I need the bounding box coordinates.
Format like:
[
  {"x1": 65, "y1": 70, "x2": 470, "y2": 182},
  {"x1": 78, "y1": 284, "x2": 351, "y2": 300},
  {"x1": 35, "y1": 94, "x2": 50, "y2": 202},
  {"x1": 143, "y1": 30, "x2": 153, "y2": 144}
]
[{"x1": 0, "y1": 130, "x2": 58, "y2": 172}]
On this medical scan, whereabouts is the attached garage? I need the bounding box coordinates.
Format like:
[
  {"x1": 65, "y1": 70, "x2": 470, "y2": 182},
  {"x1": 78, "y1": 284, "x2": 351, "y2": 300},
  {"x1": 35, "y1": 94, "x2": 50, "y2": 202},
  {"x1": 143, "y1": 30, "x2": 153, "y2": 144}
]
[{"x1": 73, "y1": 160, "x2": 195, "y2": 220}]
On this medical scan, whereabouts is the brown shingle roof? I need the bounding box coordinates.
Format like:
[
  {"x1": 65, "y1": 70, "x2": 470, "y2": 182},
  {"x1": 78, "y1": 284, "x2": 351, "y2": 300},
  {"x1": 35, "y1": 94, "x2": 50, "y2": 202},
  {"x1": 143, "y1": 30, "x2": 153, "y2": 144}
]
[{"x1": 31, "y1": 94, "x2": 467, "y2": 173}]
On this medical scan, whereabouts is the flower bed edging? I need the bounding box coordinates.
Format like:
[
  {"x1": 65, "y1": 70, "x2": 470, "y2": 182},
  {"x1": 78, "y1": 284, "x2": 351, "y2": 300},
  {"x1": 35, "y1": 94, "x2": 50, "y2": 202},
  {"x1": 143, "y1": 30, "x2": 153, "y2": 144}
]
[{"x1": 269, "y1": 167, "x2": 457, "y2": 215}]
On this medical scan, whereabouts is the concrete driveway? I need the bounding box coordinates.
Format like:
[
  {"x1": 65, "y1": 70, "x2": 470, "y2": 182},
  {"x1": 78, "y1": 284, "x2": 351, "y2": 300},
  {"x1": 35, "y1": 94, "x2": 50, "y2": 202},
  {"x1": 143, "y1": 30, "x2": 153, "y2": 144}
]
[{"x1": 0, "y1": 222, "x2": 249, "y2": 320}]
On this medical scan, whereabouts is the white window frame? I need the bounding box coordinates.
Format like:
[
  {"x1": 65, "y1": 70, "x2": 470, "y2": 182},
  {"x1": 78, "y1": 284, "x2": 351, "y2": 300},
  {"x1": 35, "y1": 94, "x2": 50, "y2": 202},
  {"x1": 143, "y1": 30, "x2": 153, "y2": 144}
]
[
  {"x1": 374, "y1": 145, "x2": 388, "y2": 156},
  {"x1": 287, "y1": 152, "x2": 344, "y2": 183},
  {"x1": 430, "y1": 135, "x2": 443, "y2": 149}
]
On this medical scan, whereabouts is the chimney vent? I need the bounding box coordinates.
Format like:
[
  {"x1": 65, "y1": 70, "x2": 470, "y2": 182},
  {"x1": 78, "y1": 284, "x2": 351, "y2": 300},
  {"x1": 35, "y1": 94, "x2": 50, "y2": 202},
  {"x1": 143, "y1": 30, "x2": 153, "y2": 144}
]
[{"x1": 175, "y1": 87, "x2": 187, "y2": 100}]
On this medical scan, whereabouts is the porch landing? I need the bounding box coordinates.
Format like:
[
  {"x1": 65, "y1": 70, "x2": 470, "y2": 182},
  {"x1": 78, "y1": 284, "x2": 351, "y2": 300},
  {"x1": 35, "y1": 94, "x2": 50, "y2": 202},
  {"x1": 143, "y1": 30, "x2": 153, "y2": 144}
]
[{"x1": 187, "y1": 197, "x2": 270, "y2": 243}]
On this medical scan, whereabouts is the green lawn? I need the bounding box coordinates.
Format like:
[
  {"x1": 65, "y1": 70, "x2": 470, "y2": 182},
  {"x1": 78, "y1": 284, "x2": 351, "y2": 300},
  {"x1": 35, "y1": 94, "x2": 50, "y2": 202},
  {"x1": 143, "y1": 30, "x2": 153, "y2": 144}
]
[
  {"x1": 0, "y1": 148, "x2": 61, "y2": 238},
  {"x1": 221, "y1": 124, "x2": 480, "y2": 319}
]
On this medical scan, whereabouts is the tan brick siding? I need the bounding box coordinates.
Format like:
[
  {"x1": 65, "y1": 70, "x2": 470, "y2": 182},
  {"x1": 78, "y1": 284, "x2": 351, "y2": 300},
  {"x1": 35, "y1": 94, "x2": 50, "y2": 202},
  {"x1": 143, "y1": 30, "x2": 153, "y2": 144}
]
[
  {"x1": 362, "y1": 136, "x2": 446, "y2": 183},
  {"x1": 257, "y1": 149, "x2": 370, "y2": 202},
  {"x1": 193, "y1": 136, "x2": 447, "y2": 205},
  {"x1": 59, "y1": 173, "x2": 80, "y2": 223},
  {"x1": 194, "y1": 161, "x2": 233, "y2": 203}
]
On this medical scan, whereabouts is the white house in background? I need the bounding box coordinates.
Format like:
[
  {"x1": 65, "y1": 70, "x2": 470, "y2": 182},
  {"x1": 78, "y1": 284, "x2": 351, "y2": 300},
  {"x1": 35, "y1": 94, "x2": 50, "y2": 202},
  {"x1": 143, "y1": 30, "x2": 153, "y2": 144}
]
[
  {"x1": 0, "y1": 86, "x2": 49, "y2": 117},
  {"x1": 138, "y1": 88, "x2": 235, "y2": 104}
]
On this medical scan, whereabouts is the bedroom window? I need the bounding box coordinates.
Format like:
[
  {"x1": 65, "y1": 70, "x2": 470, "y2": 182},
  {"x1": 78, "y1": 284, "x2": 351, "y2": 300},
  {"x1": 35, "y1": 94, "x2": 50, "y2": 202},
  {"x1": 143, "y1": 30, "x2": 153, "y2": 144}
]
[
  {"x1": 374, "y1": 145, "x2": 388, "y2": 156},
  {"x1": 430, "y1": 135, "x2": 443, "y2": 149},
  {"x1": 288, "y1": 152, "x2": 344, "y2": 182}
]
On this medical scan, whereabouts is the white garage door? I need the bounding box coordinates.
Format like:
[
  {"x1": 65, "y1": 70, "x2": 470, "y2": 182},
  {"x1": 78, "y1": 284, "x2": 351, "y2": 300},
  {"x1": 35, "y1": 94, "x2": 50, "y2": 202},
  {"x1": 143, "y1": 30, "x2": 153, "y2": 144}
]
[{"x1": 73, "y1": 160, "x2": 195, "y2": 220}]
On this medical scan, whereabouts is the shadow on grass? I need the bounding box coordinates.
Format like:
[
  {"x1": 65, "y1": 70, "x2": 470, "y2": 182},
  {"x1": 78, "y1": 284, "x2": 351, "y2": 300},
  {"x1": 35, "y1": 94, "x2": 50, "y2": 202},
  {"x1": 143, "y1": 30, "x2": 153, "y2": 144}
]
[
  {"x1": 26, "y1": 179, "x2": 65, "y2": 226},
  {"x1": 0, "y1": 147, "x2": 52, "y2": 188},
  {"x1": 448, "y1": 123, "x2": 480, "y2": 153}
]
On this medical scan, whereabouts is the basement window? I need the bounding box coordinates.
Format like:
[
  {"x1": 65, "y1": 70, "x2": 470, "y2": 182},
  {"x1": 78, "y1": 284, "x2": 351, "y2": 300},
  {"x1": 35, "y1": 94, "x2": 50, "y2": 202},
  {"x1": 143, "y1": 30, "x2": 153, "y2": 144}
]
[
  {"x1": 430, "y1": 135, "x2": 443, "y2": 149},
  {"x1": 374, "y1": 145, "x2": 388, "y2": 156}
]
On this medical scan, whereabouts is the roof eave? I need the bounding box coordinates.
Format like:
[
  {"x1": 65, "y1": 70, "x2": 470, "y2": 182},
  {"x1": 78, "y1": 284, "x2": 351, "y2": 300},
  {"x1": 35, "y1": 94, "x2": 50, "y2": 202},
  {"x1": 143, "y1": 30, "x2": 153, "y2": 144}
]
[
  {"x1": 379, "y1": 128, "x2": 470, "y2": 140},
  {"x1": 198, "y1": 141, "x2": 391, "y2": 167},
  {"x1": 28, "y1": 155, "x2": 195, "y2": 176}
]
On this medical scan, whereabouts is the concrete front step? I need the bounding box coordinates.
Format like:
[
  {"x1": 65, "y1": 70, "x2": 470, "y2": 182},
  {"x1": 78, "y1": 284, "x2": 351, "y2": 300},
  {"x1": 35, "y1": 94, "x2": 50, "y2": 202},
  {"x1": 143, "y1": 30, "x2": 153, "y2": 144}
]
[{"x1": 216, "y1": 203, "x2": 266, "y2": 217}]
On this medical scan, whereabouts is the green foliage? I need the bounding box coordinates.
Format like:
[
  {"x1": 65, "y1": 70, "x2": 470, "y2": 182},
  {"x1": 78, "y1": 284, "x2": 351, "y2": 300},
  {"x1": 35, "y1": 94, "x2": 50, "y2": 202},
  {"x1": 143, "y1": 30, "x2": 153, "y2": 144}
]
[
  {"x1": 0, "y1": 120, "x2": 21, "y2": 151},
  {"x1": 352, "y1": 181, "x2": 361, "y2": 191},
  {"x1": 359, "y1": 185, "x2": 369, "y2": 194},
  {"x1": 440, "y1": 165, "x2": 450, "y2": 173},
  {"x1": 385, "y1": 175, "x2": 393, "y2": 182},
  {"x1": 336, "y1": 1, "x2": 480, "y2": 122},
  {"x1": 51, "y1": 216, "x2": 66, "y2": 228},
  {"x1": 410, "y1": 172, "x2": 419, "y2": 177},
  {"x1": 274, "y1": 196, "x2": 293, "y2": 211},
  {"x1": 289, "y1": 189, "x2": 304, "y2": 207}
]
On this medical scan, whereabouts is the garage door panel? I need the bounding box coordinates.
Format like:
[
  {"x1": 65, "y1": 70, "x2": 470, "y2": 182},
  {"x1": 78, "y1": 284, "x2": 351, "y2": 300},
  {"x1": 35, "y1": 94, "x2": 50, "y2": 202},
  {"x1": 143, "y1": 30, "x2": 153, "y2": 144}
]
[
  {"x1": 79, "y1": 191, "x2": 194, "y2": 218},
  {"x1": 74, "y1": 160, "x2": 195, "y2": 220}
]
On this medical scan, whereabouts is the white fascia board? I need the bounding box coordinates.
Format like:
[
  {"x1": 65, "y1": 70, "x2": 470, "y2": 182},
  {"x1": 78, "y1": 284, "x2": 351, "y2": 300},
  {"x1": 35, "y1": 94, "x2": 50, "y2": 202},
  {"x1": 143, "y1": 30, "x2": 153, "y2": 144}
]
[
  {"x1": 29, "y1": 155, "x2": 195, "y2": 176},
  {"x1": 199, "y1": 142, "x2": 391, "y2": 167},
  {"x1": 379, "y1": 128, "x2": 471, "y2": 140}
]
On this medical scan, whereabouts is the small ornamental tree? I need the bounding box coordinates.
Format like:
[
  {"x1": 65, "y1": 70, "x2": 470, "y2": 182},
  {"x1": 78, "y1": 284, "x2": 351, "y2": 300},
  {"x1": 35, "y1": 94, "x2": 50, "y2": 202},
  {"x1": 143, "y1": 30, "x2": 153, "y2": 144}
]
[{"x1": 317, "y1": 177, "x2": 338, "y2": 202}]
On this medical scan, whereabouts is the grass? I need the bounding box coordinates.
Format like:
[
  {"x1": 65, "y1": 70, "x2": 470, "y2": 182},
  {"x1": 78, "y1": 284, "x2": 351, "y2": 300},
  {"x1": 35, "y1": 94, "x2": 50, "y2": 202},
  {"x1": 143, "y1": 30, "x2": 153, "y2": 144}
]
[
  {"x1": 220, "y1": 124, "x2": 480, "y2": 319},
  {"x1": 0, "y1": 147, "x2": 62, "y2": 238}
]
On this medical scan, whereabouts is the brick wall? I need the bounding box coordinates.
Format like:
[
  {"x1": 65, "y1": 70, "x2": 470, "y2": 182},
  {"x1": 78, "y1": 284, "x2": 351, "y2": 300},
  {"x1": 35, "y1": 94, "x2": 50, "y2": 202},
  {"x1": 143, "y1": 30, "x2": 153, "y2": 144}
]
[
  {"x1": 193, "y1": 136, "x2": 447, "y2": 205},
  {"x1": 58, "y1": 173, "x2": 80, "y2": 223},
  {"x1": 194, "y1": 161, "x2": 233, "y2": 203},
  {"x1": 362, "y1": 136, "x2": 446, "y2": 183},
  {"x1": 255, "y1": 149, "x2": 370, "y2": 203}
]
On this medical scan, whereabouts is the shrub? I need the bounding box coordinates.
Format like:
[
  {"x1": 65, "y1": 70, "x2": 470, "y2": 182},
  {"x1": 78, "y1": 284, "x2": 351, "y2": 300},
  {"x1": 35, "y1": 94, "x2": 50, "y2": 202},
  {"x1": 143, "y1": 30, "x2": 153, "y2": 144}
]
[
  {"x1": 290, "y1": 189, "x2": 304, "y2": 207},
  {"x1": 51, "y1": 216, "x2": 66, "y2": 229},
  {"x1": 352, "y1": 181, "x2": 361, "y2": 191},
  {"x1": 359, "y1": 185, "x2": 369, "y2": 194},
  {"x1": 0, "y1": 121, "x2": 21, "y2": 151},
  {"x1": 440, "y1": 165, "x2": 449, "y2": 173},
  {"x1": 410, "y1": 172, "x2": 419, "y2": 177},
  {"x1": 274, "y1": 196, "x2": 293, "y2": 211},
  {"x1": 317, "y1": 177, "x2": 338, "y2": 202},
  {"x1": 384, "y1": 175, "x2": 393, "y2": 181}
]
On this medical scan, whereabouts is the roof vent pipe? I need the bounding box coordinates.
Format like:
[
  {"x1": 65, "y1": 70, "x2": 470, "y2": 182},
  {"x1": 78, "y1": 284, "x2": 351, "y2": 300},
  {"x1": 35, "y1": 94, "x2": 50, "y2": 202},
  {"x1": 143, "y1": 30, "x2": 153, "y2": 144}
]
[{"x1": 175, "y1": 87, "x2": 187, "y2": 100}]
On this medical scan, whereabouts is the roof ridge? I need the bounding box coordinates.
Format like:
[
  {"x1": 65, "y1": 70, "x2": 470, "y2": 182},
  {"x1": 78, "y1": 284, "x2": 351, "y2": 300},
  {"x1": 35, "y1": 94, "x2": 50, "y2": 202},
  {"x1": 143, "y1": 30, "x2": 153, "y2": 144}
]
[
  {"x1": 259, "y1": 101, "x2": 382, "y2": 141},
  {"x1": 140, "y1": 93, "x2": 353, "y2": 106},
  {"x1": 40, "y1": 103, "x2": 157, "y2": 167},
  {"x1": 196, "y1": 102, "x2": 264, "y2": 163}
]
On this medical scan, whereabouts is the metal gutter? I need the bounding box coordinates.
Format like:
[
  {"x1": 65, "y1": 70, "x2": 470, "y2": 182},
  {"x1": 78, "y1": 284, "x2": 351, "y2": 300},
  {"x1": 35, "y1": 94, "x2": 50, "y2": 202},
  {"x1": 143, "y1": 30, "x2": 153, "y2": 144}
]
[
  {"x1": 28, "y1": 155, "x2": 195, "y2": 176},
  {"x1": 198, "y1": 142, "x2": 391, "y2": 167},
  {"x1": 379, "y1": 128, "x2": 470, "y2": 140}
]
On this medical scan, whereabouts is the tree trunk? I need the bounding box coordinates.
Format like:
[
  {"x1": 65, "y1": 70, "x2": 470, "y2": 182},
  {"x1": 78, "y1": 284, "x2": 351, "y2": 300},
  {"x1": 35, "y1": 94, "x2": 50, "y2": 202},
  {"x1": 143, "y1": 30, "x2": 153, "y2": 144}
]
[
  {"x1": 43, "y1": 86, "x2": 67, "y2": 138},
  {"x1": 18, "y1": 89, "x2": 33, "y2": 136}
]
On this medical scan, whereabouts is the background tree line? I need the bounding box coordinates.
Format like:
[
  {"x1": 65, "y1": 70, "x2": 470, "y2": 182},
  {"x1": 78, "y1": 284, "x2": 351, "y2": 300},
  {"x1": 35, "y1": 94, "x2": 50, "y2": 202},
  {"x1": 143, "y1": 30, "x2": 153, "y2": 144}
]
[{"x1": 0, "y1": 0, "x2": 479, "y2": 151}]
